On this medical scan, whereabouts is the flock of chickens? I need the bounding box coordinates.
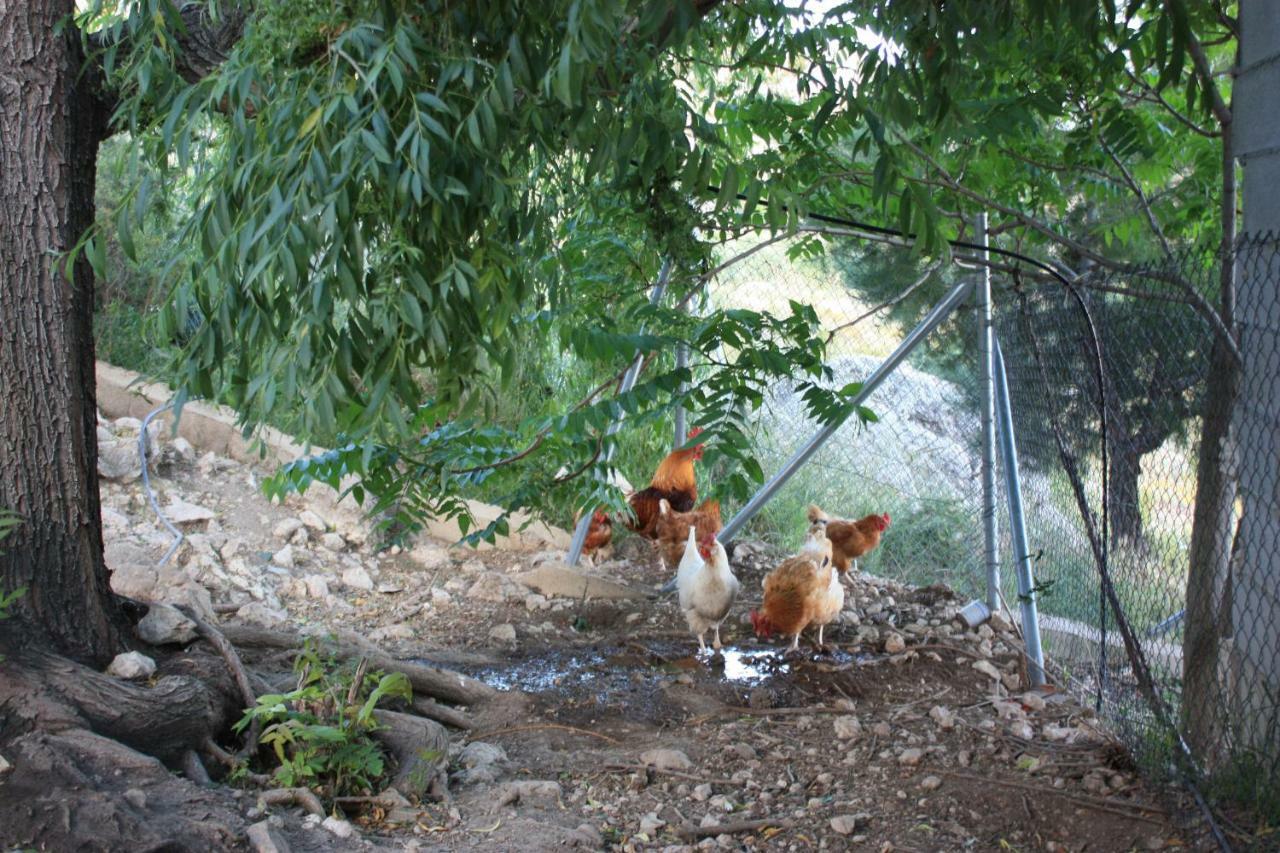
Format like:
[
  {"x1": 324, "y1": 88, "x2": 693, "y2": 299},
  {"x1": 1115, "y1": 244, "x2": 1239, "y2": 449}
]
[{"x1": 578, "y1": 429, "x2": 892, "y2": 654}]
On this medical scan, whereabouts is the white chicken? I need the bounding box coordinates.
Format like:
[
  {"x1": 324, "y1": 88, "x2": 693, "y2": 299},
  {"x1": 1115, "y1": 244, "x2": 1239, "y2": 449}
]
[{"x1": 676, "y1": 526, "x2": 740, "y2": 653}]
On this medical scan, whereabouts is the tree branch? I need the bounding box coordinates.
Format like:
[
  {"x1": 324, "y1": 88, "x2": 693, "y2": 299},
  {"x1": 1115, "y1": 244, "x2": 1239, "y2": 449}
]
[
  {"x1": 1096, "y1": 135, "x2": 1174, "y2": 258},
  {"x1": 824, "y1": 259, "x2": 942, "y2": 344},
  {"x1": 1179, "y1": 9, "x2": 1232, "y2": 129}
]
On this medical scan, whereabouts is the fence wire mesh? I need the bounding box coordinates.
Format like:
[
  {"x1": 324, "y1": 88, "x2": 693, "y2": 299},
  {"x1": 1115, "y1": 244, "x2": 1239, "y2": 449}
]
[{"x1": 704, "y1": 228, "x2": 1280, "y2": 830}]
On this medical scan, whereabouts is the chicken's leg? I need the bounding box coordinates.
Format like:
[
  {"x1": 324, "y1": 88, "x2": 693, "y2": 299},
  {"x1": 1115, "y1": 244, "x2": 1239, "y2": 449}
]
[
  {"x1": 816, "y1": 624, "x2": 825, "y2": 646},
  {"x1": 697, "y1": 632, "x2": 708, "y2": 654},
  {"x1": 788, "y1": 633, "x2": 801, "y2": 652},
  {"x1": 713, "y1": 624, "x2": 724, "y2": 651}
]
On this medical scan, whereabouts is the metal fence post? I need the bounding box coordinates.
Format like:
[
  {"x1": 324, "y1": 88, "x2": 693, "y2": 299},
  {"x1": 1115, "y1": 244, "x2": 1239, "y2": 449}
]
[
  {"x1": 716, "y1": 278, "x2": 976, "y2": 544},
  {"x1": 977, "y1": 213, "x2": 1001, "y2": 613},
  {"x1": 566, "y1": 259, "x2": 674, "y2": 567},
  {"x1": 993, "y1": 336, "x2": 1046, "y2": 686},
  {"x1": 674, "y1": 343, "x2": 688, "y2": 448}
]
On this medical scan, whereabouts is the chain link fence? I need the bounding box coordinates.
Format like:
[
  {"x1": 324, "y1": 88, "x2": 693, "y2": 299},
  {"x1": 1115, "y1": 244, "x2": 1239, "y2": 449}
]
[{"x1": 702, "y1": 228, "x2": 1280, "y2": 830}]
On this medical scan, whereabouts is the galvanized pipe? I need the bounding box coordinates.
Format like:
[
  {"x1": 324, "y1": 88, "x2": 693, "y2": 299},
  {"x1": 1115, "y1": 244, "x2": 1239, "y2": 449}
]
[
  {"x1": 674, "y1": 343, "x2": 688, "y2": 448},
  {"x1": 993, "y1": 336, "x2": 1046, "y2": 686},
  {"x1": 566, "y1": 259, "x2": 673, "y2": 566},
  {"x1": 976, "y1": 213, "x2": 1001, "y2": 612},
  {"x1": 716, "y1": 278, "x2": 976, "y2": 545}
]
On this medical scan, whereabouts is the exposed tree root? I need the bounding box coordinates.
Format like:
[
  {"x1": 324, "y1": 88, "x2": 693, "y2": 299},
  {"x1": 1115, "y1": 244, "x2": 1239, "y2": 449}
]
[
  {"x1": 176, "y1": 605, "x2": 262, "y2": 759},
  {"x1": 220, "y1": 623, "x2": 498, "y2": 706},
  {"x1": 371, "y1": 709, "x2": 450, "y2": 801},
  {"x1": 259, "y1": 786, "x2": 326, "y2": 817}
]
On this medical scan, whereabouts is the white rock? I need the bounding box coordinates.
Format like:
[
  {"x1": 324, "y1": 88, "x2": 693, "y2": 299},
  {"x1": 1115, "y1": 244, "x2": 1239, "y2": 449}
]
[
  {"x1": 468, "y1": 572, "x2": 513, "y2": 602},
  {"x1": 169, "y1": 436, "x2": 197, "y2": 465},
  {"x1": 897, "y1": 748, "x2": 924, "y2": 766},
  {"x1": 320, "y1": 532, "x2": 346, "y2": 552},
  {"x1": 639, "y1": 813, "x2": 665, "y2": 836},
  {"x1": 408, "y1": 544, "x2": 451, "y2": 569},
  {"x1": 1010, "y1": 721, "x2": 1036, "y2": 740},
  {"x1": 370, "y1": 623, "x2": 415, "y2": 642},
  {"x1": 524, "y1": 593, "x2": 550, "y2": 612},
  {"x1": 459, "y1": 742, "x2": 507, "y2": 768},
  {"x1": 109, "y1": 562, "x2": 159, "y2": 600},
  {"x1": 430, "y1": 587, "x2": 453, "y2": 606},
  {"x1": 1020, "y1": 692, "x2": 1047, "y2": 712},
  {"x1": 920, "y1": 775, "x2": 943, "y2": 791},
  {"x1": 972, "y1": 659, "x2": 1001, "y2": 680},
  {"x1": 101, "y1": 507, "x2": 131, "y2": 534},
  {"x1": 321, "y1": 816, "x2": 354, "y2": 839},
  {"x1": 929, "y1": 705, "x2": 956, "y2": 730},
  {"x1": 989, "y1": 611, "x2": 1013, "y2": 632},
  {"x1": 237, "y1": 602, "x2": 288, "y2": 629},
  {"x1": 883, "y1": 632, "x2": 906, "y2": 654},
  {"x1": 830, "y1": 814, "x2": 870, "y2": 835},
  {"x1": 271, "y1": 544, "x2": 295, "y2": 569},
  {"x1": 341, "y1": 566, "x2": 374, "y2": 591},
  {"x1": 273, "y1": 518, "x2": 304, "y2": 540},
  {"x1": 299, "y1": 510, "x2": 328, "y2": 531},
  {"x1": 692, "y1": 783, "x2": 713, "y2": 801},
  {"x1": 0, "y1": 755, "x2": 10, "y2": 774},
  {"x1": 289, "y1": 527, "x2": 310, "y2": 546},
  {"x1": 833, "y1": 716, "x2": 862, "y2": 740},
  {"x1": 136, "y1": 604, "x2": 198, "y2": 645},
  {"x1": 164, "y1": 499, "x2": 216, "y2": 525},
  {"x1": 488, "y1": 623, "x2": 517, "y2": 643},
  {"x1": 107, "y1": 651, "x2": 156, "y2": 680},
  {"x1": 246, "y1": 820, "x2": 289, "y2": 853},
  {"x1": 640, "y1": 748, "x2": 691, "y2": 772},
  {"x1": 993, "y1": 700, "x2": 1025, "y2": 720}
]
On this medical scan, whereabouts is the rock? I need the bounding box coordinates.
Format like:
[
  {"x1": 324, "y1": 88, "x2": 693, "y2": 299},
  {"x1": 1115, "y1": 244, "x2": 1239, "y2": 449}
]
[
  {"x1": 247, "y1": 820, "x2": 292, "y2": 853},
  {"x1": 299, "y1": 510, "x2": 328, "y2": 531},
  {"x1": 920, "y1": 775, "x2": 943, "y2": 791},
  {"x1": 897, "y1": 748, "x2": 924, "y2": 766},
  {"x1": 989, "y1": 611, "x2": 1013, "y2": 632},
  {"x1": 492, "y1": 780, "x2": 563, "y2": 811},
  {"x1": 273, "y1": 518, "x2": 304, "y2": 540},
  {"x1": 237, "y1": 602, "x2": 289, "y2": 629},
  {"x1": 512, "y1": 564, "x2": 645, "y2": 600},
  {"x1": 639, "y1": 813, "x2": 665, "y2": 836},
  {"x1": 321, "y1": 816, "x2": 355, "y2": 839},
  {"x1": 833, "y1": 716, "x2": 862, "y2": 740},
  {"x1": 1020, "y1": 692, "x2": 1047, "y2": 712},
  {"x1": 167, "y1": 583, "x2": 216, "y2": 624},
  {"x1": 101, "y1": 507, "x2": 131, "y2": 534},
  {"x1": 729, "y1": 743, "x2": 758, "y2": 760},
  {"x1": 109, "y1": 561, "x2": 160, "y2": 601},
  {"x1": 468, "y1": 572, "x2": 514, "y2": 602},
  {"x1": 107, "y1": 651, "x2": 156, "y2": 680},
  {"x1": 640, "y1": 748, "x2": 692, "y2": 772},
  {"x1": 376, "y1": 581, "x2": 404, "y2": 594},
  {"x1": 0, "y1": 755, "x2": 10, "y2": 775},
  {"x1": 692, "y1": 783, "x2": 713, "y2": 801},
  {"x1": 407, "y1": 544, "x2": 451, "y2": 569},
  {"x1": 830, "y1": 813, "x2": 870, "y2": 835},
  {"x1": 871, "y1": 721, "x2": 891, "y2": 738},
  {"x1": 303, "y1": 574, "x2": 330, "y2": 599},
  {"x1": 370, "y1": 623, "x2": 415, "y2": 642},
  {"x1": 929, "y1": 705, "x2": 956, "y2": 730},
  {"x1": 883, "y1": 632, "x2": 906, "y2": 654},
  {"x1": 164, "y1": 499, "x2": 216, "y2": 525},
  {"x1": 972, "y1": 659, "x2": 1001, "y2": 680},
  {"x1": 1010, "y1": 721, "x2": 1035, "y2": 740},
  {"x1": 169, "y1": 436, "x2": 197, "y2": 465},
  {"x1": 122, "y1": 787, "x2": 147, "y2": 810},
  {"x1": 270, "y1": 545, "x2": 295, "y2": 569},
  {"x1": 993, "y1": 700, "x2": 1025, "y2": 721},
  {"x1": 524, "y1": 593, "x2": 550, "y2": 611},
  {"x1": 341, "y1": 566, "x2": 375, "y2": 591},
  {"x1": 431, "y1": 587, "x2": 453, "y2": 606},
  {"x1": 136, "y1": 604, "x2": 198, "y2": 645},
  {"x1": 488, "y1": 623, "x2": 517, "y2": 643},
  {"x1": 459, "y1": 742, "x2": 507, "y2": 769},
  {"x1": 320, "y1": 532, "x2": 346, "y2": 552},
  {"x1": 97, "y1": 440, "x2": 141, "y2": 482}
]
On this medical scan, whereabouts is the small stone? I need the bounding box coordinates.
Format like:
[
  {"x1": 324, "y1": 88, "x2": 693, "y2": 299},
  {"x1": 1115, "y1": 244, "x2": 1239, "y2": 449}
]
[
  {"x1": 929, "y1": 705, "x2": 955, "y2": 730},
  {"x1": 321, "y1": 816, "x2": 354, "y2": 839},
  {"x1": 972, "y1": 659, "x2": 1001, "y2": 680},
  {"x1": 107, "y1": 651, "x2": 156, "y2": 680},
  {"x1": 833, "y1": 716, "x2": 862, "y2": 740},
  {"x1": 728, "y1": 743, "x2": 757, "y2": 760},
  {"x1": 639, "y1": 813, "x2": 665, "y2": 836},
  {"x1": 883, "y1": 632, "x2": 906, "y2": 654},
  {"x1": 488, "y1": 623, "x2": 517, "y2": 643},
  {"x1": 164, "y1": 498, "x2": 216, "y2": 525},
  {"x1": 468, "y1": 572, "x2": 513, "y2": 602},
  {"x1": 303, "y1": 574, "x2": 330, "y2": 599},
  {"x1": 169, "y1": 436, "x2": 197, "y2": 465},
  {"x1": 0, "y1": 755, "x2": 10, "y2": 775},
  {"x1": 692, "y1": 783, "x2": 713, "y2": 801},
  {"x1": 136, "y1": 603, "x2": 198, "y2": 645},
  {"x1": 247, "y1": 820, "x2": 291, "y2": 853},
  {"x1": 1010, "y1": 721, "x2": 1035, "y2": 740},
  {"x1": 271, "y1": 545, "x2": 295, "y2": 569},
  {"x1": 320, "y1": 532, "x2": 346, "y2": 552},
  {"x1": 989, "y1": 611, "x2": 1013, "y2": 632},
  {"x1": 920, "y1": 775, "x2": 942, "y2": 791},
  {"x1": 897, "y1": 748, "x2": 924, "y2": 766},
  {"x1": 1020, "y1": 692, "x2": 1047, "y2": 712},
  {"x1": 830, "y1": 813, "x2": 870, "y2": 835},
  {"x1": 370, "y1": 623, "x2": 415, "y2": 642},
  {"x1": 640, "y1": 748, "x2": 692, "y2": 772},
  {"x1": 97, "y1": 440, "x2": 141, "y2": 482},
  {"x1": 237, "y1": 601, "x2": 289, "y2": 629},
  {"x1": 993, "y1": 700, "x2": 1024, "y2": 720},
  {"x1": 341, "y1": 566, "x2": 375, "y2": 591},
  {"x1": 273, "y1": 518, "x2": 304, "y2": 540},
  {"x1": 459, "y1": 742, "x2": 507, "y2": 768},
  {"x1": 122, "y1": 787, "x2": 148, "y2": 810},
  {"x1": 524, "y1": 593, "x2": 550, "y2": 611},
  {"x1": 299, "y1": 510, "x2": 328, "y2": 531},
  {"x1": 872, "y1": 721, "x2": 891, "y2": 738},
  {"x1": 431, "y1": 588, "x2": 453, "y2": 606}
]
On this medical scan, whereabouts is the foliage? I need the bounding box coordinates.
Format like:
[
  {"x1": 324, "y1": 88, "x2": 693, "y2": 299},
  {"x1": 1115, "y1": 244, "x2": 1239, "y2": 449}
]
[{"x1": 234, "y1": 640, "x2": 412, "y2": 797}]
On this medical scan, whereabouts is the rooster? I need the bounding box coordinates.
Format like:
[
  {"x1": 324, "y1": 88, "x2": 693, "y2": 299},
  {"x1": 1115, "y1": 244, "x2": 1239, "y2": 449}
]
[
  {"x1": 652, "y1": 498, "x2": 722, "y2": 572},
  {"x1": 580, "y1": 509, "x2": 614, "y2": 562},
  {"x1": 676, "y1": 526, "x2": 740, "y2": 653},
  {"x1": 807, "y1": 505, "x2": 890, "y2": 577},
  {"x1": 624, "y1": 427, "x2": 705, "y2": 538},
  {"x1": 749, "y1": 524, "x2": 843, "y2": 652}
]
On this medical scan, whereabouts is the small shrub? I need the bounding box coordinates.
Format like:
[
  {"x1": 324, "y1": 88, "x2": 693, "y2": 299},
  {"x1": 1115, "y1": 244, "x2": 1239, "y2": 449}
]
[{"x1": 234, "y1": 639, "x2": 412, "y2": 799}]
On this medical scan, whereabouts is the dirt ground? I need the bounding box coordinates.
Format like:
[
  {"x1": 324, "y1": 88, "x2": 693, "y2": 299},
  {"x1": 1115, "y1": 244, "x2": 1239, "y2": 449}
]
[{"x1": 72, "y1": 421, "x2": 1222, "y2": 852}]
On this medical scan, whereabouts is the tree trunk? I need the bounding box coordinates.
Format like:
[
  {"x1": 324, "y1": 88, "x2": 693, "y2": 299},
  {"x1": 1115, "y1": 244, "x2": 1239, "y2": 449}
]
[
  {"x1": 0, "y1": 1, "x2": 121, "y2": 664},
  {"x1": 1106, "y1": 435, "x2": 1144, "y2": 546}
]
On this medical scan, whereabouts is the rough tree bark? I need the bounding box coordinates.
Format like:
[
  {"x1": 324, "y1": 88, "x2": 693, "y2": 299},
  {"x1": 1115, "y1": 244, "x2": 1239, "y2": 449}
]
[{"x1": 0, "y1": 0, "x2": 122, "y2": 663}]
